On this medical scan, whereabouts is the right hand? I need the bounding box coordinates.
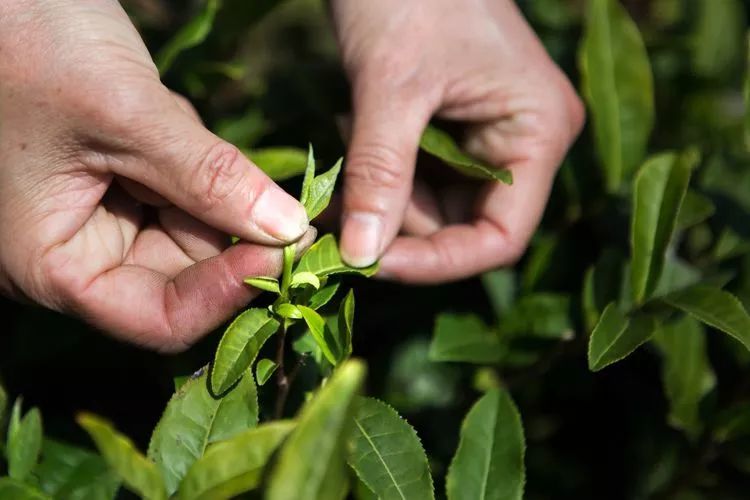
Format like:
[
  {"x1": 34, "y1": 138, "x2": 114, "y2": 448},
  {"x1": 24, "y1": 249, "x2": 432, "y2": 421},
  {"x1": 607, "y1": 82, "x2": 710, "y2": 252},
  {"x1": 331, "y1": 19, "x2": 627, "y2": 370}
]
[{"x1": 0, "y1": 0, "x2": 312, "y2": 351}]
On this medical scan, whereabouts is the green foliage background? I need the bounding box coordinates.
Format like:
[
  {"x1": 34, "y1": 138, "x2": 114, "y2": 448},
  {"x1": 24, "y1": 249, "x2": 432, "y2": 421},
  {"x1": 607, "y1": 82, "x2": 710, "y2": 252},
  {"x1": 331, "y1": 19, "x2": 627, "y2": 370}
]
[{"x1": 4, "y1": 0, "x2": 750, "y2": 498}]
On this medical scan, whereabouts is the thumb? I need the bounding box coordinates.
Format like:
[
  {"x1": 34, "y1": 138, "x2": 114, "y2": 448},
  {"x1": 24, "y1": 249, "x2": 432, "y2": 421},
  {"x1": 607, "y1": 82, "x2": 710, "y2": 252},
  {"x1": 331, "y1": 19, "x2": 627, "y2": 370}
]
[
  {"x1": 113, "y1": 99, "x2": 309, "y2": 246},
  {"x1": 340, "y1": 86, "x2": 432, "y2": 267}
]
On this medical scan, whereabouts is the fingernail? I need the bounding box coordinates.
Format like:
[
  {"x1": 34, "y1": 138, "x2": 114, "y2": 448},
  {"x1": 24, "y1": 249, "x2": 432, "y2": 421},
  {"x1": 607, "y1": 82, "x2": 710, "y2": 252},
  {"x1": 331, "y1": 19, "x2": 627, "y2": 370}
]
[
  {"x1": 341, "y1": 212, "x2": 383, "y2": 268},
  {"x1": 252, "y1": 186, "x2": 309, "y2": 242}
]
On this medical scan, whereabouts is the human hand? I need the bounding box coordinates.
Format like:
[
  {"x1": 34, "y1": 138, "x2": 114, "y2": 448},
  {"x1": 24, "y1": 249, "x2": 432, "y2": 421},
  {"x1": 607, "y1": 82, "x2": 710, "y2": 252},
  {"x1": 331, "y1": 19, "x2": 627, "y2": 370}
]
[
  {"x1": 333, "y1": 0, "x2": 584, "y2": 283},
  {"x1": 0, "y1": 0, "x2": 312, "y2": 351}
]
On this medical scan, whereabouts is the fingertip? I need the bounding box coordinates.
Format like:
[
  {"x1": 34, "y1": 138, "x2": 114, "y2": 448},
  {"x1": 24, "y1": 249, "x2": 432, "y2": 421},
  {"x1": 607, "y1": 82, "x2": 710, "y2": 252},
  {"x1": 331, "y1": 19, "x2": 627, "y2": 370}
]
[{"x1": 340, "y1": 212, "x2": 383, "y2": 268}]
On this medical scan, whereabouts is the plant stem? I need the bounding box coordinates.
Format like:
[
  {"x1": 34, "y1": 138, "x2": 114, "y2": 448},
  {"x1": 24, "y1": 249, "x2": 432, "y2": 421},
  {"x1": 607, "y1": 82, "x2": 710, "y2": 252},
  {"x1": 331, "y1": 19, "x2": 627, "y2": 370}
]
[{"x1": 274, "y1": 321, "x2": 290, "y2": 419}]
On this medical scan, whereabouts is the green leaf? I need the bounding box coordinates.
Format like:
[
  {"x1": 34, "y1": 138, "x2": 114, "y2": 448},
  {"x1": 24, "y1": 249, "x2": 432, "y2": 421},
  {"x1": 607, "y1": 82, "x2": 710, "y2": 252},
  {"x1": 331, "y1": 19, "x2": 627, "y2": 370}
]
[
  {"x1": 303, "y1": 159, "x2": 342, "y2": 221},
  {"x1": 429, "y1": 313, "x2": 503, "y2": 364},
  {"x1": 147, "y1": 368, "x2": 258, "y2": 495},
  {"x1": 419, "y1": 125, "x2": 512, "y2": 184},
  {"x1": 300, "y1": 144, "x2": 316, "y2": 206},
  {"x1": 290, "y1": 271, "x2": 321, "y2": 290},
  {"x1": 244, "y1": 276, "x2": 281, "y2": 294},
  {"x1": 631, "y1": 151, "x2": 696, "y2": 303},
  {"x1": 245, "y1": 147, "x2": 308, "y2": 181},
  {"x1": 177, "y1": 421, "x2": 295, "y2": 500},
  {"x1": 676, "y1": 190, "x2": 715, "y2": 231},
  {"x1": 308, "y1": 281, "x2": 341, "y2": 310},
  {"x1": 156, "y1": 0, "x2": 220, "y2": 75},
  {"x1": 281, "y1": 244, "x2": 295, "y2": 294},
  {"x1": 274, "y1": 303, "x2": 303, "y2": 320},
  {"x1": 77, "y1": 413, "x2": 166, "y2": 500},
  {"x1": 446, "y1": 389, "x2": 525, "y2": 500},
  {"x1": 588, "y1": 303, "x2": 657, "y2": 371},
  {"x1": 579, "y1": 0, "x2": 654, "y2": 191},
  {"x1": 653, "y1": 317, "x2": 716, "y2": 439},
  {"x1": 37, "y1": 439, "x2": 120, "y2": 500},
  {"x1": 663, "y1": 286, "x2": 750, "y2": 351},
  {"x1": 296, "y1": 234, "x2": 378, "y2": 278},
  {"x1": 255, "y1": 359, "x2": 278, "y2": 386},
  {"x1": 8, "y1": 407, "x2": 42, "y2": 481},
  {"x1": 0, "y1": 478, "x2": 49, "y2": 499},
  {"x1": 347, "y1": 397, "x2": 434, "y2": 500},
  {"x1": 582, "y1": 250, "x2": 625, "y2": 332},
  {"x1": 211, "y1": 308, "x2": 280, "y2": 395},
  {"x1": 267, "y1": 360, "x2": 366, "y2": 500},
  {"x1": 481, "y1": 269, "x2": 516, "y2": 318},
  {"x1": 336, "y1": 290, "x2": 355, "y2": 363},
  {"x1": 691, "y1": 0, "x2": 746, "y2": 79},
  {"x1": 298, "y1": 306, "x2": 338, "y2": 366},
  {"x1": 499, "y1": 293, "x2": 573, "y2": 340}
]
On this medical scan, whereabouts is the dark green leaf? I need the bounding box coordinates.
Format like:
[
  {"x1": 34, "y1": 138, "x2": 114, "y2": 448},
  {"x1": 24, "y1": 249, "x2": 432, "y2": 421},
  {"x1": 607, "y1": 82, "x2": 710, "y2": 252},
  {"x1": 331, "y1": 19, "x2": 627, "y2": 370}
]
[
  {"x1": 664, "y1": 286, "x2": 750, "y2": 351},
  {"x1": 676, "y1": 190, "x2": 715, "y2": 231},
  {"x1": 37, "y1": 439, "x2": 120, "y2": 500},
  {"x1": 156, "y1": 0, "x2": 220, "y2": 75},
  {"x1": 0, "y1": 478, "x2": 49, "y2": 499},
  {"x1": 211, "y1": 308, "x2": 280, "y2": 395},
  {"x1": 245, "y1": 147, "x2": 308, "y2": 181},
  {"x1": 303, "y1": 159, "x2": 342, "y2": 221},
  {"x1": 77, "y1": 413, "x2": 166, "y2": 500},
  {"x1": 429, "y1": 314, "x2": 503, "y2": 364},
  {"x1": 8, "y1": 406, "x2": 42, "y2": 481},
  {"x1": 446, "y1": 389, "x2": 525, "y2": 500},
  {"x1": 691, "y1": 0, "x2": 746, "y2": 79},
  {"x1": 347, "y1": 398, "x2": 434, "y2": 500},
  {"x1": 255, "y1": 358, "x2": 278, "y2": 386},
  {"x1": 267, "y1": 360, "x2": 366, "y2": 500},
  {"x1": 499, "y1": 294, "x2": 573, "y2": 340},
  {"x1": 745, "y1": 32, "x2": 750, "y2": 151},
  {"x1": 244, "y1": 276, "x2": 281, "y2": 294},
  {"x1": 420, "y1": 125, "x2": 512, "y2": 184},
  {"x1": 481, "y1": 269, "x2": 516, "y2": 318},
  {"x1": 296, "y1": 234, "x2": 378, "y2": 278},
  {"x1": 582, "y1": 250, "x2": 625, "y2": 331},
  {"x1": 653, "y1": 317, "x2": 715, "y2": 439},
  {"x1": 177, "y1": 421, "x2": 295, "y2": 500},
  {"x1": 631, "y1": 151, "x2": 696, "y2": 303},
  {"x1": 588, "y1": 303, "x2": 657, "y2": 371},
  {"x1": 579, "y1": 0, "x2": 654, "y2": 191},
  {"x1": 147, "y1": 368, "x2": 258, "y2": 495}
]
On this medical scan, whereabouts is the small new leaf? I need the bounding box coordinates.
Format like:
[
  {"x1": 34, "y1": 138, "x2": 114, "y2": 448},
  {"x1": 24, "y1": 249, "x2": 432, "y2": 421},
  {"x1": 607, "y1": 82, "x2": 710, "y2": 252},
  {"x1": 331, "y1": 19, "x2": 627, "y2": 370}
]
[
  {"x1": 245, "y1": 147, "x2": 308, "y2": 182},
  {"x1": 420, "y1": 125, "x2": 512, "y2": 184},
  {"x1": 273, "y1": 303, "x2": 303, "y2": 320},
  {"x1": 588, "y1": 303, "x2": 656, "y2": 371},
  {"x1": 296, "y1": 234, "x2": 378, "y2": 278},
  {"x1": 244, "y1": 276, "x2": 281, "y2": 294},
  {"x1": 255, "y1": 359, "x2": 278, "y2": 386},
  {"x1": 7, "y1": 406, "x2": 43, "y2": 482},
  {"x1": 300, "y1": 144, "x2": 316, "y2": 206},
  {"x1": 156, "y1": 0, "x2": 219, "y2": 75},
  {"x1": 303, "y1": 158, "x2": 343, "y2": 221},
  {"x1": 336, "y1": 290, "x2": 355, "y2": 363},
  {"x1": 291, "y1": 271, "x2": 321, "y2": 290},
  {"x1": 298, "y1": 306, "x2": 338, "y2": 365},
  {"x1": 429, "y1": 314, "x2": 503, "y2": 364}
]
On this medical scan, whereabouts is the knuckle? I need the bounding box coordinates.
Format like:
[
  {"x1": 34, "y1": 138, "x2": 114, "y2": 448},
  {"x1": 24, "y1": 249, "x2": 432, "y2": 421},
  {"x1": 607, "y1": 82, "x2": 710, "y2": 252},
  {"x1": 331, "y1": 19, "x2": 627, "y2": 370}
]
[
  {"x1": 346, "y1": 144, "x2": 406, "y2": 196},
  {"x1": 189, "y1": 142, "x2": 245, "y2": 213}
]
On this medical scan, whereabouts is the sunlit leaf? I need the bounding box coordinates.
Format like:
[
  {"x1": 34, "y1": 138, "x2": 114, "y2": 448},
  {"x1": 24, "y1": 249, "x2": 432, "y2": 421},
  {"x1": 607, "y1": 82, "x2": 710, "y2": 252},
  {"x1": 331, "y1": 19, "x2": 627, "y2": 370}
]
[
  {"x1": 347, "y1": 397, "x2": 434, "y2": 500},
  {"x1": 664, "y1": 286, "x2": 750, "y2": 351},
  {"x1": 211, "y1": 308, "x2": 280, "y2": 395},
  {"x1": 631, "y1": 151, "x2": 696, "y2": 303},
  {"x1": 273, "y1": 303, "x2": 303, "y2": 320},
  {"x1": 147, "y1": 368, "x2": 258, "y2": 495},
  {"x1": 303, "y1": 159, "x2": 342, "y2": 221},
  {"x1": 77, "y1": 413, "x2": 166, "y2": 500},
  {"x1": 245, "y1": 147, "x2": 308, "y2": 181},
  {"x1": 420, "y1": 125, "x2": 512, "y2": 184},
  {"x1": 579, "y1": 0, "x2": 654, "y2": 191},
  {"x1": 37, "y1": 439, "x2": 120, "y2": 500},
  {"x1": 446, "y1": 389, "x2": 525, "y2": 500},
  {"x1": 7, "y1": 405, "x2": 42, "y2": 482},
  {"x1": 267, "y1": 360, "x2": 366, "y2": 500},
  {"x1": 653, "y1": 317, "x2": 715, "y2": 439},
  {"x1": 255, "y1": 358, "x2": 278, "y2": 386},
  {"x1": 156, "y1": 0, "x2": 220, "y2": 75},
  {"x1": 177, "y1": 421, "x2": 295, "y2": 500},
  {"x1": 296, "y1": 234, "x2": 378, "y2": 278},
  {"x1": 588, "y1": 303, "x2": 657, "y2": 371},
  {"x1": 244, "y1": 276, "x2": 281, "y2": 294},
  {"x1": 429, "y1": 313, "x2": 503, "y2": 364}
]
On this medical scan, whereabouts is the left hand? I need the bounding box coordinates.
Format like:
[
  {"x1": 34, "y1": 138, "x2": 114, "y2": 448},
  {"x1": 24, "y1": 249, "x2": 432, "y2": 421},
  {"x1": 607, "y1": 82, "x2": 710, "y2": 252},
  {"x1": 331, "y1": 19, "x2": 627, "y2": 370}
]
[{"x1": 332, "y1": 0, "x2": 584, "y2": 283}]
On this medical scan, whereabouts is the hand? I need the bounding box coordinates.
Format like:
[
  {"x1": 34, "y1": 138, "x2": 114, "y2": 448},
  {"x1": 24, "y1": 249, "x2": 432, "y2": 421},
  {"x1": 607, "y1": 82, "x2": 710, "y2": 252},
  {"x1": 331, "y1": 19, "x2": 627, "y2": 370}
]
[
  {"x1": 333, "y1": 0, "x2": 584, "y2": 283},
  {"x1": 0, "y1": 0, "x2": 312, "y2": 351}
]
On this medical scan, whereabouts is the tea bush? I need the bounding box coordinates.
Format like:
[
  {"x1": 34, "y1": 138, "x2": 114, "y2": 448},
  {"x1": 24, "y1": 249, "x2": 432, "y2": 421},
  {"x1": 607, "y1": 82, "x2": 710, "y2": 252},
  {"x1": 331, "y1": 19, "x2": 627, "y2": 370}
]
[{"x1": 3, "y1": 0, "x2": 750, "y2": 498}]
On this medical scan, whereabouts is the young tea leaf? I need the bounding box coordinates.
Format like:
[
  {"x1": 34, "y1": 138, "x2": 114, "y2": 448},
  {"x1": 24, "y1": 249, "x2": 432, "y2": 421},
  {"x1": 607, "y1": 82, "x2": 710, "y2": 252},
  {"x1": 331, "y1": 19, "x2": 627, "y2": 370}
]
[
  {"x1": 244, "y1": 276, "x2": 281, "y2": 294},
  {"x1": 156, "y1": 0, "x2": 220, "y2": 75},
  {"x1": 579, "y1": 0, "x2": 654, "y2": 191},
  {"x1": 446, "y1": 389, "x2": 525, "y2": 500},
  {"x1": 498, "y1": 293, "x2": 573, "y2": 340},
  {"x1": 481, "y1": 269, "x2": 517, "y2": 318},
  {"x1": 281, "y1": 244, "x2": 296, "y2": 294},
  {"x1": 77, "y1": 413, "x2": 167, "y2": 500},
  {"x1": 7, "y1": 407, "x2": 43, "y2": 482},
  {"x1": 653, "y1": 317, "x2": 716, "y2": 439},
  {"x1": 177, "y1": 421, "x2": 295, "y2": 500},
  {"x1": 308, "y1": 281, "x2": 341, "y2": 310},
  {"x1": 0, "y1": 478, "x2": 50, "y2": 500},
  {"x1": 255, "y1": 358, "x2": 278, "y2": 386},
  {"x1": 300, "y1": 144, "x2": 316, "y2": 206},
  {"x1": 295, "y1": 234, "x2": 379, "y2": 278},
  {"x1": 211, "y1": 308, "x2": 280, "y2": 395},
  {"x1": 347, "y1": 397, "x2": 434, "y2": 500},
  {"x1": 663, "y1": 286, "x2": 750, "y2": 351},
  {"x1": 676, "y1": 190, "x2": 715, "y2": 231},
  {"x1": 274, "y1": 303, "x2": 303, "y2": 320},
  {"x1": 36, "y1": 439, "x2": 120, "y2": 500},
  {"x1": 588, "y1": 303, "x2": 657, "y2": 371},
  {"x1": 147, "y1": 368, "x2": 258, "y2": 495},
  {"x1": 631, "y1": 151, "x2": 696, "y2": 303},
  {"x1": 419, "y1": 125, "x2": 512, "y2": 184},
  {"x1": 290, "y1": 271, "x2": 321, "y2": 290},
  {"x1": 245, "y1": 147, "x2": 308, "y2": 181},
  {"x1": 429, "y1": 313, "x2": 503, "y2": 364},
  {"x1": 303, "y1": 158, "x2": 342, "y2": 221},
  {"x1": 336, "y1": 290, "x2": 355, "y2": 363},
  {"x1": 298, "y1": 305, "x2": 338, "y2": 366},
  {"x1": 267, "y1": 360, "x2": 366, "y2": 500}
]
